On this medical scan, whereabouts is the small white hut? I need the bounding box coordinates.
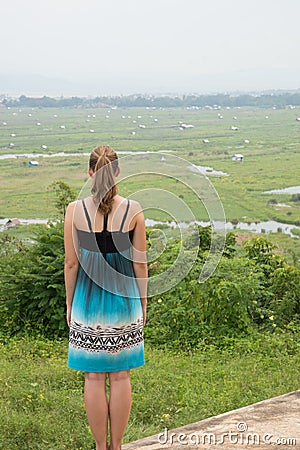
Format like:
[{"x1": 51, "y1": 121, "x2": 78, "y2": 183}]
[{"x1": 232, "y1": 154, "x2": 244, "y2": 162}]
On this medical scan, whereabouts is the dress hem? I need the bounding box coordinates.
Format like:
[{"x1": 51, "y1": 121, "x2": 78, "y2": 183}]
[{"x1": 67, "y1": 361, "x2": 145, "y2": 373}]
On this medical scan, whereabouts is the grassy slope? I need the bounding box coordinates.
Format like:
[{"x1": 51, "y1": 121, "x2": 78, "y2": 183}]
[{"x1": 0, "y1": 335, "x2": 299, "y2": 449}]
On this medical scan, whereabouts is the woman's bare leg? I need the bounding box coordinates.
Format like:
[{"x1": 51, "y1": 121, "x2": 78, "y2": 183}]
[
  {"x1": 108, "y1": 370, "x2": 132, "y2": 450},
  {"x1": 84, "y1": 372, "x2": 108, "y2": 450}
]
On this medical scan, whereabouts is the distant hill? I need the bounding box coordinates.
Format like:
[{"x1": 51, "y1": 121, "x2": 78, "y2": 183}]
[
  {"x1": 2, "y1": 92, "x2": 300, "y2": 108},
  {"x1": 1, "y1": 67, "x2": 300, "y2": 98},
  {"x1": 0, "y1": 74, "x2": 77, "y2": 97}
]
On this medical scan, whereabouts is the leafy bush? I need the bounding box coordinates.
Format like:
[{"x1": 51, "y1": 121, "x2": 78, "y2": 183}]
[
  {"x1": 269, "y1": 265, "x2": 300, "y2": 326},
  {"x1": 0, "y1": 222, "x2": 67, "y2": 337},
  {"x1": 291, "y1": 193, "x2": 300, "y2": 202},
  {"x1": 145, "y1": 255, "x2": 264, "y2": 349},
  {"x1": 0, "y1": 219, "x2": 299, "y2": 347},
  {"x1": 145, "y1": 235, "x2": 300, "y2": 349}
]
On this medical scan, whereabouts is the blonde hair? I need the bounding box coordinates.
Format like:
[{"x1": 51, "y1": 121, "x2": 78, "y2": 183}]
[{"x1": 89, "y1": 145, "x2": 119, "y2": 215}]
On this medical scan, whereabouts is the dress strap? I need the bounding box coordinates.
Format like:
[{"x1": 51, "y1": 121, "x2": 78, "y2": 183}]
[
  {"x1": 82, "y1": 199, "x2": 92, "y2": 232},
  {"x1": 103, "y1": 213, "x2": 108, "y2": 231},
  {"x1": 119, "y1": 200, "x2": 130, "y2": 231}
]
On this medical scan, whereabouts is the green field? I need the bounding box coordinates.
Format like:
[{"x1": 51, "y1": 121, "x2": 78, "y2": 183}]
[{"x1": 0, "y1": 105, "x2": 299, "y2": 249}]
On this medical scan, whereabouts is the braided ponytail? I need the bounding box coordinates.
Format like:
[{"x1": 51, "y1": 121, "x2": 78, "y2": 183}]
[{"x1": 89, "y1": 145, "x2": 119, "y2": 215}]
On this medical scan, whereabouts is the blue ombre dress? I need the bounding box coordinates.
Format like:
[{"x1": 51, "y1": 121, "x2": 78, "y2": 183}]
[{"x1": 68, "y1": 199, "x2": 144, "y2": 372}]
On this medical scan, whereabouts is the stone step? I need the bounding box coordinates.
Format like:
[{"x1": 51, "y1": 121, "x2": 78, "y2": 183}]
[{"x1": 123, "y1": 390, "x2": 300, "y2": 449}]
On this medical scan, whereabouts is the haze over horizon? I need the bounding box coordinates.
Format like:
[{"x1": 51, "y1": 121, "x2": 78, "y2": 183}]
[{"x1": 1, "y1": 0, "x2": 300, "y2": 97}]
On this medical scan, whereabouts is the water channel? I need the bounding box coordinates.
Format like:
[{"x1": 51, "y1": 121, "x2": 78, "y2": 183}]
[
  {"x1": 1, "y1": 153, "x2": 298, "y2": 237},
  {"x1": 1, "y1": 218, "x2": 299, "y2": 238}
]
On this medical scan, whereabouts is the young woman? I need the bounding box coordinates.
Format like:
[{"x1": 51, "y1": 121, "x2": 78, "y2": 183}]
[{"x1": 64, "y1": 145, "x2": 147, "y2": 450}]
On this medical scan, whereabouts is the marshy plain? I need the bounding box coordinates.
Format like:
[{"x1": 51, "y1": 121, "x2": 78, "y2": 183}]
[{"x1": 0, "y1": 105, "x2": 299, "y2": 231}]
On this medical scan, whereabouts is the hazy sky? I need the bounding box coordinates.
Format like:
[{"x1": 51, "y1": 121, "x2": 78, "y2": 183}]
[{"x1": 1, "y1": 0, "x2": 300, "y2": 95}]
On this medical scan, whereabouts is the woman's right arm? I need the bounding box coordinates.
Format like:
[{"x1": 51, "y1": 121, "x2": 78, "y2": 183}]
[{"x1": 131, "y1": 206, "x2": 148, "y2": 326}]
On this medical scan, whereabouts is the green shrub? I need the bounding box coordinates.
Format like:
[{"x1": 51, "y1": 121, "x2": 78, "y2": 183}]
[
  {"x1": 269, "y1": 265, "x2": 300, "y2": 326},
  {"x1": 145, "y1": 235, "x2": 300, "y2": 349},
  {"x1": 0, "y1": 218, "x2": 299, "y2": 349},
  {"x1": 291, "y1": 193, "x2": 300, "y2": 202},
  {"x1": 0, "y1": 222, "x2": 67, "y2": 337},
  {"x1": 146, "y1": 255, "x2": 266, "y2": 349}
]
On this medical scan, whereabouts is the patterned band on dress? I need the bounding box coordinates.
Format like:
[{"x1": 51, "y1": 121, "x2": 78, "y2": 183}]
[{"x1": 69, "y1": 318, "x2": 144, "y2": 354}]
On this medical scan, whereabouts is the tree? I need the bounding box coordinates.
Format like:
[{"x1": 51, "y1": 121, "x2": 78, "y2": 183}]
[{"x1": 48, "y1": 181, "x2": 77, "y2": 217}]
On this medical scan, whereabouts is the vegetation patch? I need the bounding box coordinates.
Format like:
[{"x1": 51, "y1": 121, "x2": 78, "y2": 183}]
[{"x1": 0, "y1": 334, "x2": 299, "y2": 449}]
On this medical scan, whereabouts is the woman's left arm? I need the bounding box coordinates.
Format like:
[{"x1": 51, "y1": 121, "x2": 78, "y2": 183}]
[{"x1": 64, "y1": 202, "x2": 79, "y2": 327}]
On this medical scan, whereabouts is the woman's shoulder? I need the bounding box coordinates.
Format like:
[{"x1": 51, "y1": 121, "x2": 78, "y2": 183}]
[
  {"x1": 118, "y1": 196, "x2": 142, "y2": 214},
  {"x1": 65, "y1": 199, "x2": 87, "y2": 218},
  {"x1": 66, "y1": 199, "x2": 82, "y2": 210}
]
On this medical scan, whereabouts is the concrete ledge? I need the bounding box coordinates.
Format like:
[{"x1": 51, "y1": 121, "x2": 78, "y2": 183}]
[{"x1": 123, "y1": 390, "x2": 300, "y2": 449}]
